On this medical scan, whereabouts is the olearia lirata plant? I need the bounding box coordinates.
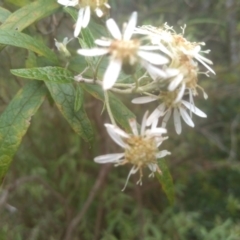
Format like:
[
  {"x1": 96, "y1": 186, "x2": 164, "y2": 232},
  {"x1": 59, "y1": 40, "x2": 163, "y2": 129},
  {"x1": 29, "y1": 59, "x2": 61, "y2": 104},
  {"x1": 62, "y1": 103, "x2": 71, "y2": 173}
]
[{"x1": 3, "y1": 0, "x2": 215, "y2": 201}]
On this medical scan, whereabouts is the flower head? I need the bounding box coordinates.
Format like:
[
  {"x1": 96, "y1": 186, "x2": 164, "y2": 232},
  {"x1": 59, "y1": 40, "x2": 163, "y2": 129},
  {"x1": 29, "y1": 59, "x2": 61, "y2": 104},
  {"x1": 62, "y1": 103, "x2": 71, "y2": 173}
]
[
  {"x1": 132, "y1": 90, "x2": 207, "y2": 135},
  {"x1": 78, "y1": 12, "x2": 169, "y2": 90},
  {"x1": 54, "y1": 37, "x2": 72, "y2": 57},
  {"x1": 135, "y1": 24, "x2": 215, "y2": 101},
  {"x1": 94, "y1": 112, "x2": 170, "y2": 191},
  {"x1": 57, "y1": 0, "x2": 110, "y2": 37}
]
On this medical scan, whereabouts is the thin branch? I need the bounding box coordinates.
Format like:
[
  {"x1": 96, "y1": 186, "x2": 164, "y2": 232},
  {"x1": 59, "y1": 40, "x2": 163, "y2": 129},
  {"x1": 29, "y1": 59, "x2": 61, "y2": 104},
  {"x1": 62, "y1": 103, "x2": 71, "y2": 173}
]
[
  {"x1": 228, "y1": 114, "x2": 240, "y2": 160},
  {"x1": 0, "y1": 176, "x2": 67, "y2": 210},
  {"x1": 63, "y1": 165, "x2": 111, "y2": 240}
]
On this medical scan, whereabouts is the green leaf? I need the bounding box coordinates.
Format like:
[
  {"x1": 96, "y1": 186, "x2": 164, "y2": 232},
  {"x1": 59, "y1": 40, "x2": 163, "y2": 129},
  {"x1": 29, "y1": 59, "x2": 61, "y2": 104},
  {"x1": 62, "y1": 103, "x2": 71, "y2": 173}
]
[
  {"x1": 45, "y1": 82, "x2": 94, "y2": 142},
  {"x1": 0, "y1": 7, "x2": 11, "y2": 23},
  {"x1": 156, "y1": 159, "x2": 175, "y2": 205},
  {"x1": 81, "y1": 27, "x2": 95, "y2": 49},
  {"x1": 0, "y1": 81, "x2": 47, "y2": 182},
  {"x1": 0, "y1": 30, "x2": 58, "y2": 63},
  {"x1": 25, "y1": 51, "x2": 38, "y2": 68},
  {"x1": 74, "y1": 85, "x2": 84, "y2": 112},
  {"x1": 64, "y1": 7, "x2": 78, "y2": 21},
  {"x1": 5, "y1": 0, "x2": 32, "y2": 7},
  {"x1": 64, "y1": 7, "x2": 107, "y2": 39},
  {"x1": 11, "y1": 67, "x2": 73, "y2": 84},
  {"x1": 0, "y1": 0, "x2": 59, "y2": 32},
  {"x1": 11, "y1": 66, "x2": 93, "y2": 141},
  {"x1": 82, "y1": 83, "x2": 135, "y2": 131}
]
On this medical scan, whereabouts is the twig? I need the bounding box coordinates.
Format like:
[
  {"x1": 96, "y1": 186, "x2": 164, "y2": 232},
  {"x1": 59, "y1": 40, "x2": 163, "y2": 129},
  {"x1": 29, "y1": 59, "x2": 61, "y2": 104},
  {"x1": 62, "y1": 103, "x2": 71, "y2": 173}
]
[
  {"x1": 228, "y1": 114, "x2": 240, "y2": 160},
  {"x1": 63, "y1": 165, "x2": 111, "y2": 240}
]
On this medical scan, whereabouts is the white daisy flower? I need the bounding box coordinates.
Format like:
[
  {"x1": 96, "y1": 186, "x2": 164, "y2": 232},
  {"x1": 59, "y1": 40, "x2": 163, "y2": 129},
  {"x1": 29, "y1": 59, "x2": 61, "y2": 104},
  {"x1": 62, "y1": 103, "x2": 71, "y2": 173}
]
[
  {"x1": 94, "y1": 112, "x2": 170, "y2": 191},
  {"x1": 78, "y1": 12, "x2": 169, "y2": 90},
  {"x1": 132, "y1": 91, "x2": 207, "y2": 135},
  {"x1": 134, "y1": 25, "x2": 215, "y2": 101},
  {"x1": 57, "y1": 0, "x2": 110, "y2": 37}
]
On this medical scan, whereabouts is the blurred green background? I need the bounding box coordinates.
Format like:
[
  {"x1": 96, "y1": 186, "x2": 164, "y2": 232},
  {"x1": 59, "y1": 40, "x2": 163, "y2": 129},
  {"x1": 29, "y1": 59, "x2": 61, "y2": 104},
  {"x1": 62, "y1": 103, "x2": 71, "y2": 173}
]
[{"x1": 1, "y1": 0, "x2": 240, "y2": 239}]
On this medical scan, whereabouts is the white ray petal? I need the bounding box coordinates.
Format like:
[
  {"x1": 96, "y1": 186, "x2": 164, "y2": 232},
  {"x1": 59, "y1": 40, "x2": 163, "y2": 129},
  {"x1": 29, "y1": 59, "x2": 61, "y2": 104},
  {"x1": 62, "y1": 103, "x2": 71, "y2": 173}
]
[
  {"x1": 174, "y1": 82, "x2": 186, "y2": 103},
  {"x1": 139, "y1": 45, "x2": 162, "y2": 51},
  {"x1": 74, "y1": 8, "x2": 84, "y2": 37},
  {"x1": 94, "y1": 153, "x2": 124, "y2": 163},
  {"x1": 131, "y1": 96, "x2": 158, "y2": 104},
  {"x1": 129, "y1": 118, "x2": 138, "y2": 136},
  {"x1": 148, "y1": 163, "x2": 157, "y2": 172},
  {"x1": 95, "y1": 8, "x2": 104, "y2": 17},
  {"x1": 137, "y1": 51, "x2": 169, "y2": 65},
  {"x1": 193, "y1": 45, "x2": 201, "y2": 54},
  {"x1": 181, "y1": 100, "x2": 207, "y2": 118},
  {"x1": 95, "y1": 39, "x2": 112, "y2": 47},
  {"x1": 161, "y1": 109, "x2": 171, "y2": 128},
  {"x1": 173, "y1": 108, "x2": 182, "y2": 134},
  {"x1": 150, "y1": 127, "x2": 167, "y2": 134},
  {"x1": 58, "y1": 0, "x2": 78, "y2": 6},
  {"x1": 103, "y1": 58, "x2": 122, "y2": 90},
  {"x1": 179, "y1": 106, "x2": 194, "y2": 127},
  {"x1": 168, "y1": 74, "x2": 184, "y2": 91},
  {"x1": 143, "y1": 61, "x2": 167, "y2": 79},
  {"x1": 146, "y1": 103, "x2": 166, "y2": 126},
  {"x1": 158, "y1": 42, "x2": 172, "y2": 57},
  {"x1": 188, "y1": 90, "x2": 194, "y2": 118},
  {"x1": 203, "y1": 91, "x2": 208, "y2": 99},
  {"x1": 165, "y1": 68, "x2": 179, "y2": 78},
  {"x1": 105, "y1": 124, "x2": 128, "y2": 148},
  {"x1": 134, "y1": 27, "x2": 149, "y2": 35},
  {"x1": 82, "y1": 6, "x2": 91, "y2": 28},
  {"x1": 122, "y1": 166, "x2": 139, "y2": 191},
  {"x1": 106, "y1": 18, "x2": 122, "y2": 40},
  {"x1": 123, "y1": 12, "x2": 137, "y2": 40},
  {"x1": 156, "y1": 137, "x2": 165, "y2": 147},
  {"x1": 196, "y1": 53, "x2": 213, "y2": 65},
  {"x1": 77, "y1": 48, "x2": 109, "y2": 56},
  {"x1": 141, "y1": 111, "x2": 149, "y2": 135},
  {"x1": 104, "y1": 3, "x2": 111, "y2": 8},
  {"x1": 105, "y1": 123, "x2": 129, "y2": 138},
  {"x1": 151, "y1": 118, "x2": 159, "y2": 130},
  {"x1": 156, "y1": 150, "x2": 171, "y2": 158},
  {"x1": 195, "y1": 56, "x2": 216, "y2": 75},
  {"x1": 62, "y1": 37, "x2": 69, "y2": 45}
]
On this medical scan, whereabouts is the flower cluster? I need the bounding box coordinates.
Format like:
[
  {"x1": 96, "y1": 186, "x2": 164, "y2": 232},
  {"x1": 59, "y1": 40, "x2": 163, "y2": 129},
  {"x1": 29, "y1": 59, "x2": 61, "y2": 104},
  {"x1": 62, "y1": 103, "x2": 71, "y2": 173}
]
[
  {"x1": 78, "y1": 12, "x2": 169, "y2": 90},
  {"x1": 94, "y1": 112, "x2": 170, "y2": 190},
  {"x1": 56, "y1": 0, "x2": 215, "y2": 189},
  {"x1": 57, "y1": 0, "x2": 110, "y2": 37},
  {"x1": 132, "y1": 24, "x2": 215, "y2": 134}
]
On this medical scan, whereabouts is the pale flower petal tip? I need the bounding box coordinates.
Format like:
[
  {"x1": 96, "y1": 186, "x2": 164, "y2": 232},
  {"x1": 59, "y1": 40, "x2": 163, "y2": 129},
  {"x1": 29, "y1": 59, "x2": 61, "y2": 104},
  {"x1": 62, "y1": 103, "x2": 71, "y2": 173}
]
[
  {"x1": 103, "y1": 59, "x2": 122, "y2": 90},
  {"x1": 106, "y1": 18, "x2": 122, "y2": 40},
  {"x1": 123, "y1": 11, "x2": 138, "y2": 41},
  {"x1": 57, "y1": 0, "x2": 78, "y2": 7},
  {"x1": 94, "y1": 153, "x2": 124, "y2": 164},
  {"x1": 95, "y1": 8, "x2": 104, "y2": 17},
  {"x1": 77, "y1": 48, "x2": 109, "y2": 56},
  {"x1": 131, "y1": 96, "x2": 158, "y2": 104},
  {"x1": 82, "y1": 6, "x2": 91, "y2": 28}
]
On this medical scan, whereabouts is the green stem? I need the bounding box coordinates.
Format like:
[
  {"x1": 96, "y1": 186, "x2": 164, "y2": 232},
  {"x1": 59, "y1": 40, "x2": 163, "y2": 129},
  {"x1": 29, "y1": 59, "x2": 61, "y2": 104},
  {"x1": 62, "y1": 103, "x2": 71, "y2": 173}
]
[
  {"x1": 94, "y1": 55, "x2": 104, "y2": 80},
  {"x1": 104, "y1": 90, "x2": 116, "y2": 125}
]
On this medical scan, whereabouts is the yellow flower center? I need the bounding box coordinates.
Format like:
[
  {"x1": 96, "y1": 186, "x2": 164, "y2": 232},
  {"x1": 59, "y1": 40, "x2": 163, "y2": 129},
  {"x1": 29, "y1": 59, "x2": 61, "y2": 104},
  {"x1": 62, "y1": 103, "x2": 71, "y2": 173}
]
[
  {"x1": 109, "y1": 39, "x2": 140, "y2": 65},
  {"x1": 161, "y1": 91, "x2": 179, "y2": 108},
  {"x1": 124, "y1": 136, "x2": 157, "y2": 167}
]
